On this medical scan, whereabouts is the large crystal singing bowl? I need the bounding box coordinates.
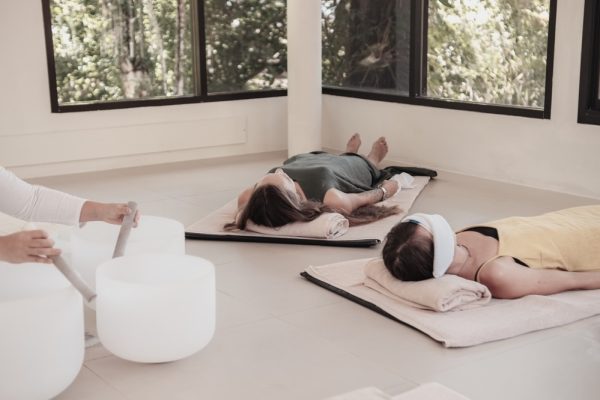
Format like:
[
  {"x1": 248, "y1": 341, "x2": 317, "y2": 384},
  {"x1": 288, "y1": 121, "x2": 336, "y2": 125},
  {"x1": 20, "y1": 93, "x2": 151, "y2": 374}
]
[
  {"x1": 96, "y1": 253, "x2": 216, "y2": 363},
  {"x1": 0, "y1": 262, "x2": 84, "y2": 400},
  {"x1": 71, "y1": 216, "x2": 185, "y2": 290}
]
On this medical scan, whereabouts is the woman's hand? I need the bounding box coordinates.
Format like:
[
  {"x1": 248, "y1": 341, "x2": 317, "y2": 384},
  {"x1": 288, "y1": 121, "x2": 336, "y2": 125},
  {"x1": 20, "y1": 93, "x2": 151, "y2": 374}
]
[
  {"x1": 80, "y1": 201, "x2": 140, "y2": 226},
  {"x1": 0, "y1": 230, "x2": 59, "y2": 264},
  {"x1": 379, "y1": 179, "x2": 400, "y2": 200}
]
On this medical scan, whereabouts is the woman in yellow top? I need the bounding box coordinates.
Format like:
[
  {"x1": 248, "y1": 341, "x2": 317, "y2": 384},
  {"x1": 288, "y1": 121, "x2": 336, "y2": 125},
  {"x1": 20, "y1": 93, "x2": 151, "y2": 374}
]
[{"x1": 381, "y1": 206, "x2": 600, "y2": 299}]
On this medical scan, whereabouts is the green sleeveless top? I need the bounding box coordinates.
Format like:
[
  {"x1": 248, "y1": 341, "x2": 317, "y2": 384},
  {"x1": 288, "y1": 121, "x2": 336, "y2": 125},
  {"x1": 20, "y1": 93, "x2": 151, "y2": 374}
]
[
  {"x1": 269, "y1": 152, "x2": 382, "y2": 202},
  {"x1": 467, "y1": 205, "x2": 600, "y2": 279}
]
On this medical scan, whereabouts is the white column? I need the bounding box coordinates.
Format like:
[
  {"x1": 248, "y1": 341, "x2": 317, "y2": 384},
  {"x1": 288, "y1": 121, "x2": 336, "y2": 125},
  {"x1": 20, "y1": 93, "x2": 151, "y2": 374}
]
[{"x1": 287, "y1": 0, "x2": 322, "y2": 157}]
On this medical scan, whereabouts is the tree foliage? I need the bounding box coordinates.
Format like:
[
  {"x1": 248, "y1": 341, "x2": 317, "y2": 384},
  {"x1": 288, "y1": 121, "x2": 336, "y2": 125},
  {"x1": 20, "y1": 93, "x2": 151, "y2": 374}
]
[
  {"x1": 428, "y1": 0, "x2": 550, "y2": 107},
  {"x1": 50, "y1": 0, "x2": 286, "y2": 105},
  {"x1": 322, "y1": 0, "x2": 550, "y2": 107},
  {"x1": 51, "y1": 0, "x2": 549, "y2": 107},
  {"x1": 204, "y1": 0, "x2": 287, "y2": 92},
  {"x1": 51, "y1": 0, "x2": 194, "y2": 104},
  {"x1": 322, "y1": 0, "x2": 411, "y2": 93}
]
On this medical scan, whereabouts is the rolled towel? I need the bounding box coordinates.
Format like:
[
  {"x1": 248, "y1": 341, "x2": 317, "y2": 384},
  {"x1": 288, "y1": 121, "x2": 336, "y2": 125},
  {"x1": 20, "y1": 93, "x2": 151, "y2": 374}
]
[
  {"x1": 245, "y1": 212, "x2": 349, "y2": 239},
  {"x1": 364, "y1": 258, "x2": 491, "y2": 312}
]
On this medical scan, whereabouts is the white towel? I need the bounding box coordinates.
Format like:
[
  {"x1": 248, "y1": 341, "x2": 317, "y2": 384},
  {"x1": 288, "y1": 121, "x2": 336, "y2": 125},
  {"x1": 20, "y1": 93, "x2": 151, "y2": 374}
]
[
  {"x1": 246, "y1": 212, "x2": 349, "y2": 239},
  {"x1": 391, "y1": 172, "x2": 415, "y2": 190},
  {"x1": 364, "y1": 258, "x2": 491, "y2": 312}
]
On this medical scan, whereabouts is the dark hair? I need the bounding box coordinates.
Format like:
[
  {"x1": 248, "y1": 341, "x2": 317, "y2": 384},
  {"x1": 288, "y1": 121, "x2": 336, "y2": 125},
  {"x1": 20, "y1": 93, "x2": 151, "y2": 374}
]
[
  {"x1": 382, "y1": 221, "x2": 434, "y2": 281},
  {"x1": 225, "y1": 184, "x2": 401, "y2": 230}
]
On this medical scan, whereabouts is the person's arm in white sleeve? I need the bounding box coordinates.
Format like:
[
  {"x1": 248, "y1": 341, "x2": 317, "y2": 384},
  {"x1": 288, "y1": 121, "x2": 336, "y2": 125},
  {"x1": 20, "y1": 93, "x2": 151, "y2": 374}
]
[
  {"x1": 0, "y1": 167, "x2": 85, "y2": 225},
  {"x1": 0, "y1": 167, "x2": 139, "y2": 264},
  {"x1": 0, "y1": 167, "x2": 139, "y2": 226}
]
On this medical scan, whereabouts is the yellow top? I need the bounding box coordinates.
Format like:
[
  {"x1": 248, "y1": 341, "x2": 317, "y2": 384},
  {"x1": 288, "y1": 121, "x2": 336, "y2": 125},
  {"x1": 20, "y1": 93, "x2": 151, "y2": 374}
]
[{"x1": 472, "y1": 206, "x2": 600, "y2": 275}]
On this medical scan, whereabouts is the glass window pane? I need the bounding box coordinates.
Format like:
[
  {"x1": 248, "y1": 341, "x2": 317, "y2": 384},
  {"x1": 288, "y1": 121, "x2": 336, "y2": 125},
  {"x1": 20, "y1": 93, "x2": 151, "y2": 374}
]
[
  {"x1": 427, "y1": 0, "x2": 550, "y2": 108},
  {"x1": 597, "y1": 40, "x2": 600, "y2": 99},
  {"x1": 322, "y1": 0, "x2": 411, "y2": 95},
  {"x1": 50, "y1": 0, "x2": 194, "y2": 106},
  {"x1": 204, "y1": 0, "x2": 287, "y2": 93}
]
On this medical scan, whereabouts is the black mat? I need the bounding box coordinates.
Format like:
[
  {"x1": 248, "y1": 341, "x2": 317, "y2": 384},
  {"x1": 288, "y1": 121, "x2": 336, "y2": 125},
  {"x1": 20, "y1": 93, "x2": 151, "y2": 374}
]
[{"x1": 186, "y1": 232, "x2": 380, "y2": 247}]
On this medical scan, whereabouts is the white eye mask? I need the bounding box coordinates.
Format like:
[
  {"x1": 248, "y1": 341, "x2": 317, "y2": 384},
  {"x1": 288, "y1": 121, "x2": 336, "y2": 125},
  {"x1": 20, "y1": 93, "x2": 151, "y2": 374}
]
[{"x1": 401, "y1": 213, "x2": 456, "y2": 278}]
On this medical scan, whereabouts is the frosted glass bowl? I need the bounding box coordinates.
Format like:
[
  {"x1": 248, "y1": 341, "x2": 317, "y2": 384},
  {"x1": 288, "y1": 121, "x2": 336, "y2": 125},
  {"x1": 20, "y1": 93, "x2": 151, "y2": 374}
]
[
  {"x1": 0, "y1": 262, "x2": 84, "y2": 400},
  {"x1": 96, "y1": 253, "x2": 215, "y2": 363},
  {"x1": 71, "y1": 216, "x2": 185, "y2": 290}
]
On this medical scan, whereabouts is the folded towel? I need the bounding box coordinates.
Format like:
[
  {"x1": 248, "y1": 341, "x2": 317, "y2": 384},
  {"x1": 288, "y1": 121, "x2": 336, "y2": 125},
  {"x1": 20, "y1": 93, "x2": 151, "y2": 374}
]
[
  {"x1": 391, "y1": 172, "x2": 415, "y2": 190},
  {"x1": 245, "y1": 212, "x2": 349, "y2": 239},
  {"x1": 363, "y1": 258, "x2": 491, "y2": 312}
]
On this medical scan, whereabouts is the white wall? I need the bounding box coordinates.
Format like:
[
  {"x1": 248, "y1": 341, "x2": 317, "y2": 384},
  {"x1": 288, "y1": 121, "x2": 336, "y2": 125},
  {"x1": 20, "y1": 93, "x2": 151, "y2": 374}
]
[
  {"x1": 322, "y1": 0, "x2": 600, "y2": 199},
  {"x1": 0, "y1": 1, "x2": 287, "y2": 178},
  {"x1": 2, "y1": 1, "x2": 599, "y2": 200}
]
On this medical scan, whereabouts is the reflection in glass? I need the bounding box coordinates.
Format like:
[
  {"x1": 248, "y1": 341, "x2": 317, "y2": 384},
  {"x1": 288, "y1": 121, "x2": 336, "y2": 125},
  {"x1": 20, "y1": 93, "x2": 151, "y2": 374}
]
[
  {"x1": 322, "y1": 0, "x2": 411, "y2": 95},
  {"x1": 204, "y1": 0, "x2": 287, "y2": 93},
  {"x1": 50, "y1": 0, "x2": 194, "y2": 105},
  {"x1": 427, "y1": 0, "x2": 550, "y2": 108}
]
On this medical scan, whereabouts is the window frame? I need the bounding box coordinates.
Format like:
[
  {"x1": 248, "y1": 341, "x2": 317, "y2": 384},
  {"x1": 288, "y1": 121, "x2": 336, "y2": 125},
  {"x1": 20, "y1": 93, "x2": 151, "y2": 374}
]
[
  {"x1": 578, "y1": 0, "x2": 600, "y2": 125},
  {"x1": 41, "y1": 0, "x2": 287, "y2": 113},
  {"x1": 323, "y1": 0, "x2": 558, "y2": 119}
]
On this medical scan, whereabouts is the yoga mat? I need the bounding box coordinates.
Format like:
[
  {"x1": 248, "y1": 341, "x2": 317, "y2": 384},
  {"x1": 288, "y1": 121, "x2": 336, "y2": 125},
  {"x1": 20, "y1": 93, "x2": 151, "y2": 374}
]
[
  {"x1": 302, "y1": 258, "x2": 600, "y2": 347},
  {"x1": 185, "y1": 176, "x2": 430, "y2": 247}
]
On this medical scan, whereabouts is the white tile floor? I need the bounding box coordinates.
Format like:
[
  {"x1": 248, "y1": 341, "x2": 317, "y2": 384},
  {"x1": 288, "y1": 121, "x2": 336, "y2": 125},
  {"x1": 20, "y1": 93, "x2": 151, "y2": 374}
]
[{"x1": 32, "y1": 152, "x2": 600, "y2": 400}]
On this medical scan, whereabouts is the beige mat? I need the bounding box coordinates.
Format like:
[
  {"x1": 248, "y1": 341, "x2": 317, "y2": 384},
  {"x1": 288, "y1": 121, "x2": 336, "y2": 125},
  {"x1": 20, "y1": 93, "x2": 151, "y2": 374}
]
[
  {"x1": 185, "y1": 177, "x2": 430, "y2": 247},
  {"x1": 326, "y1": 383, "x2": 470, "y2": 400},
  {"x1": 302, "y1": 258, "x2": 600, "y2": 347}
]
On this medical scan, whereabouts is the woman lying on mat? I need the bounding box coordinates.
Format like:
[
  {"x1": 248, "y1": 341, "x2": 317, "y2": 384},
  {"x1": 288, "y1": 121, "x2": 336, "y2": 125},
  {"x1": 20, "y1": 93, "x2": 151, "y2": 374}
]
[
  {"x1": 0, "y1": 166, "x2": 139, "y2": 264},
  {"x1": 226, "y1": 134, "x2": 402, "y2": 230},
  {"x1": 381, "y1": 206, "x2": 600, "y2": 299}
]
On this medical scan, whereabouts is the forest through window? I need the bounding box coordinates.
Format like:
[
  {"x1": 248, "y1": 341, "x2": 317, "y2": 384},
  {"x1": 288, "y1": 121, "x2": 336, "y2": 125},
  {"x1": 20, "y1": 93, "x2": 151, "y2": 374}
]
[
  {"x1": 44, "y1": 0, "x2": 554, "y2": 116},
  {"x1": 322, "y1": 0, "x2": 554, "y2": 113},
  {"x1": 44, "y1": 0, "x2": 287, "y2": 110}
]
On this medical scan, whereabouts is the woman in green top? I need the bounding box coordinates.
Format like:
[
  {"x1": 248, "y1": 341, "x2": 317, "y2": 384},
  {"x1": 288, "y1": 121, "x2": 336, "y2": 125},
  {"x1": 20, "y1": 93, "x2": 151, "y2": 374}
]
[{"x1": 226, "y1": 134, "x2": 401, "y2": 230}]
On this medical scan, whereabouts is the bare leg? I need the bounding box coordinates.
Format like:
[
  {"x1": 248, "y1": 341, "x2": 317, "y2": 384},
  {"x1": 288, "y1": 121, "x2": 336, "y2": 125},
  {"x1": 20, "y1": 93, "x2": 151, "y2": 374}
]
[
  {"x1": 366, "y1": 136, "x2": 389, "y2": 167},
  {"x1": 345, "y1": 133, "x2": 362, "y2": 153}
]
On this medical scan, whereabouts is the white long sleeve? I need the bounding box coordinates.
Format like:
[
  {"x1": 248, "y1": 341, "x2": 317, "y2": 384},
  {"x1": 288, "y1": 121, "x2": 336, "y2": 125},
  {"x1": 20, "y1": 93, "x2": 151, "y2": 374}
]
[{"x1": 0, "y1": 167, "x2": 86, "y2": 225}]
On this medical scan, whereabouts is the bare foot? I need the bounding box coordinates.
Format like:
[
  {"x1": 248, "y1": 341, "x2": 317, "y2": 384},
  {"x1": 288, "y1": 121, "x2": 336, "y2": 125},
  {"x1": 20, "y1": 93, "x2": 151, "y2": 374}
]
[
  {"x1": 345, "y1": 133, "x2": 362, "y2": 153},
  {"x1": 367, "y1": 136, "x2": 388, "y2": 166}
]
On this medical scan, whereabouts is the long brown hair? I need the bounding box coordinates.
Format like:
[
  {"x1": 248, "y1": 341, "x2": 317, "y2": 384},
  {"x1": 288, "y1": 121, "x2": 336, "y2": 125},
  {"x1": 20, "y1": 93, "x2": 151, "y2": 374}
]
[
  {"x1": 224, "y1": 184, "x2": 401, "y2": 230},
  {"x1": 382, "y1": 221, "x2": 434, "y2": 281}
]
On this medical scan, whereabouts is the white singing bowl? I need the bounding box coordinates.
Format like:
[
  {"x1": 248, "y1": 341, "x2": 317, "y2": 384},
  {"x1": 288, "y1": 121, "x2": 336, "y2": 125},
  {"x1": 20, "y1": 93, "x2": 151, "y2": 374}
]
[
  {"x1": 0, "y1": 262, "x2": 84, "y2": 400},
  {"x1": 71, "y1": 216, "x2": 185, "y2": 290},
  {"x1": 96, "y1": 253, "x2": 215, "y2": 363}
]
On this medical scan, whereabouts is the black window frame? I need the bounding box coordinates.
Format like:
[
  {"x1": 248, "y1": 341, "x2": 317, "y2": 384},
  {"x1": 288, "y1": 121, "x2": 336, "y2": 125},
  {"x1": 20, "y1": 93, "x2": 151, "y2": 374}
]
[
  {"x1": 323, "y1": 0, "x2": 558, "y2": 120},
  {"x1": 578, "y1": 0, "x2": 600, "y2": 125},
  {"x1": 41, "y1": 0, "x2": 287, "y2": 113}
]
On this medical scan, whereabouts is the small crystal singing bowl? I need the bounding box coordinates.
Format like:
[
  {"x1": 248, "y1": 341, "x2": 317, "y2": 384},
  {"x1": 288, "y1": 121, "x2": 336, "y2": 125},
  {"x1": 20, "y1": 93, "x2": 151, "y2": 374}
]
[
  {"x1": 96, "y1": 253, "x2": 216, "y2": 363},
  {"x1": 0, "y1": 262, "x2": 84, "y2": 400},
  {"x1": 71, "y1": 215, "x2": 186, "y2": 290}
]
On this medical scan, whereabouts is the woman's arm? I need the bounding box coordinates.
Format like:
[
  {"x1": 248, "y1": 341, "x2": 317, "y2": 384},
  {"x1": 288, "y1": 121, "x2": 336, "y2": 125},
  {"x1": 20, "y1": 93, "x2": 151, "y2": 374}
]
[
  {"x1": 0, "y1": 167, "x2": 85, "y2": 225},
  {"x1": 323, "y1": 179, "x2": 399, "y2": 214},
  {"x1": 479, "y1": 257, "x2": 600, "y2": 299},
  {"x1": 1, "y1": 168, "x2": 138, "y2": 226},
  {"x1": 79, "y1": 201, "x2": 139, "y2": 225},
  {"x1": 0, "y1": 230, "x2": 60, "y2": 264}
]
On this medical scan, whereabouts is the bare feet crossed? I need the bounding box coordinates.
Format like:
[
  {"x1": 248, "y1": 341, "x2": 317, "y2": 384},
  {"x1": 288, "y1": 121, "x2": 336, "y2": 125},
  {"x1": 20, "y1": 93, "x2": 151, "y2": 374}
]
[
  {"x1": 367, "y1": 136, "x2": 389, "y2": 167},
  {"x1": 345, "y1": 133, "x2": 362, "y2": 153}
]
